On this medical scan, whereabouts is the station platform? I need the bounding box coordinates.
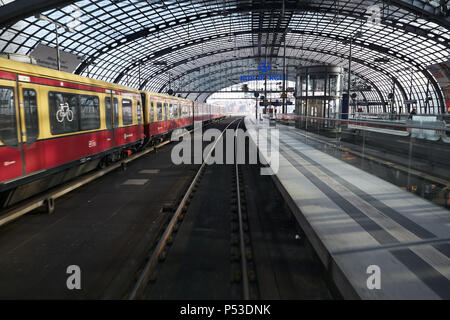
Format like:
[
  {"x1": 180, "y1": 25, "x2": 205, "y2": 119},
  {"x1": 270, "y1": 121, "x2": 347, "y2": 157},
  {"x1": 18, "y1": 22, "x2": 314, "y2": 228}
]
[{"x1": 245, "y1": 117, "x2": 450, "y2": 299}]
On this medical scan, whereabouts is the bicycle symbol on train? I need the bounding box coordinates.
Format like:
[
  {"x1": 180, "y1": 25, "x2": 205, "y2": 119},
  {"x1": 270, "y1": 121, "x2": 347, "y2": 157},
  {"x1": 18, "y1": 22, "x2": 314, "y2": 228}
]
[{"x1": 56, "y1": 103, "x2": 74, "y2": 123}]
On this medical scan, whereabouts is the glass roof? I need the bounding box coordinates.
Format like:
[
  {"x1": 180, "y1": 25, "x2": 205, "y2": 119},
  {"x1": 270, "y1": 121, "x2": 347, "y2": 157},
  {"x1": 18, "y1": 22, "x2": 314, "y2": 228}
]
[{"x1": 0, "y1": 0, "x2": 448, "y2": 110}]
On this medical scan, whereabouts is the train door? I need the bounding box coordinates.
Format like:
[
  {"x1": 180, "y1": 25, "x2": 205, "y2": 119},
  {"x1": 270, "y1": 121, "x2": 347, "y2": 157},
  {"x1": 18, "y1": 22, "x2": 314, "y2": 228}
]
[
  {"x1": 140, "y1": 92, "x2": 147, "y2": 124},
  {"x1": 177, "y1": 103, "x2": 182, "y2": 127},
  {"x1": 18, "y1": 82, "x2": 42, "y2": 174},
  {"x1": 169, "y1": 103, "x2": 173, "y2": 130},
  {"x1": 113, "y1": 97, "x2": 119, "y2": 136},
  {"x1": 105, "y1": 94, "x2": 117, "y2": 147},
  {"x1": 140, "y1": 92, "x2": 150, "y2": 141},
  {"x1": 0, "y1": 77, "x2": 23, "y2": 182},
  {"x1": 163, "y1": 103, "x2": 168, "y2": 132},
  {"x1": 148, "y1": 99, "x2": 155, "y2": 139}
]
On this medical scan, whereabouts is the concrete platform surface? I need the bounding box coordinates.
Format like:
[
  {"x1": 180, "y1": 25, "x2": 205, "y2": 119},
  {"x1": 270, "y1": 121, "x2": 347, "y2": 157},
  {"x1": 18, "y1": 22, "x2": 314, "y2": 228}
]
[{"x1": 245, "y1": 117, "x2": 450, "y2": 299}]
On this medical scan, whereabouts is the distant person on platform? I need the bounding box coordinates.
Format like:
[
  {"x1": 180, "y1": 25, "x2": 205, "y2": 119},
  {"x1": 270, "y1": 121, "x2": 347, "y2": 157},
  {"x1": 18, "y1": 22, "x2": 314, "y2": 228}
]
[
  {"x1": 355, "y1": 107, "x2": 363, "y2": 118},
  {"x1": 408, "y1": 108, "x2": 417, "y2": 119}
]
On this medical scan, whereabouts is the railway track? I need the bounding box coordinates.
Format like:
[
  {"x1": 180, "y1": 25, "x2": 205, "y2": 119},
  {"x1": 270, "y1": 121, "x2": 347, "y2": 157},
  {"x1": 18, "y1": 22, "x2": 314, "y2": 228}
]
[
  {"x1": 129, "y1": 118, "x2": 241, "y2": 299},
  {"x1": 133, "y1": 117, "x2": 333, "y2": 300},
  {"x1": 0, "y1": 116, "x2": 333, "y2": 299},
  {"x1": 0, "y1": 119, "x2": 230, "y2": 299},
  {"x1": 231, "y1": 119, "x2": 258, "y2": 300}
]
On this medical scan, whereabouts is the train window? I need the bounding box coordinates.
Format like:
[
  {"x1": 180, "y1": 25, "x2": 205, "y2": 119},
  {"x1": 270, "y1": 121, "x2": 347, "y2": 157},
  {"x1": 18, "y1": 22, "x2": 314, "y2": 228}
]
[
  {"x1": 150, "y1": 102, "x2": 154, "y2": 122},
  {"x1": 168, "y1": 104, "x2": 173, "y2": 119},
  {"x1": 156, "y1": 102, "x2": 163, "y2": 121},
  {"x1": 164, "y1": 103, "x2": 168, "y2": 121},
  {"x1": 0, "y1": 86, "x2": 18, "y2": 146},
  {"x1": 49, "y1": 92, "x2": 79, "y2": 135},
  {"x1": 178, "y1": 104, "x2": 182, "y2": 118},
  {"x1": 80, "y1": 95, "x2": 100, "y2": 131},
  {"x1": 105, "y1": 97, "x2": 113, "y2": 130},
  {"x1": 137, "y1": 101, "x2": 142, "y2": 125},
  {"x1": 122, "y1": 99, "x2": 133, "y2": 125},
  {"x1": 23, "y1": 89, "x2": 39, "y2": 144},
  {"x1": 113, "y1": 98, "x2": 119, "y2": 127},
  {"x1": 171, "y1": 104, "x2": 178, "y2": 118}
]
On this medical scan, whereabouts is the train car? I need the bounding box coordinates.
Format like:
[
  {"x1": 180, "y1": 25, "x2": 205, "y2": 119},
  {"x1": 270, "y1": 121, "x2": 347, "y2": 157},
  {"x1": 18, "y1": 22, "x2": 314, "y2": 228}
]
[
  {"x1": 140, "y1": 91, "x2": 225, "y2": 144},
  {"x1": 194, "y1": 101, "x2": 210, "y2": 123},
  {"x1": 0, "y1": 57, "x2": 144, "y2": 207},
  {"x1": 140, "y1": 92, "x2": 194, "y2": 144},
  {"x1": 0, "y1": 56, "x2": 225, "y2": 209}
]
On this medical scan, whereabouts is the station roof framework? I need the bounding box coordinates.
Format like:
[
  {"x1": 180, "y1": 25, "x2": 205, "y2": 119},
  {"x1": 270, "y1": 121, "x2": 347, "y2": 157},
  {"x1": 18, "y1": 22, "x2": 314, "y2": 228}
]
[{"x1": 0, "y1": 0, "x2": 448, "y2": 112}]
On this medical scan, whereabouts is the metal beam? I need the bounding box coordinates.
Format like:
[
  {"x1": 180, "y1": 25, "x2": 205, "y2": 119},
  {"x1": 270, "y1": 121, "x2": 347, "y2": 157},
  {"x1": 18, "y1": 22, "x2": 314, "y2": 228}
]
[
  {"x1": 1, "y1": 0, "x2": 446, "y2": 32},
  {"x1": 421, "y1": 69, "x2": 446, "y2": 113},
  {"x1": 167, "y1": 56, "x2": 386, "y2": 106},
  {"x1": 392, "y1": 76, "x2": 409, "y2": 110},
  {"x1": 114, "y1": 24, "x2": 445, "y2": 85},
  {"x1": 140, "y1": 46, "x2": 396, "y2": 93},
  {"x1": 131, "y1": 31, "x2": 437, "y2": 96},
  {"x1": 175, "y1": 90, "x2": 290, "y2": 93},
  {"x1": 389, "y1": 0, "x2": 449, "y2": 27},
  {"x1": 161, "y1": 61, "x2": 296, "y2": 93},
  {"x1": 199, "y1": 68, "x2": 387, "y2": 106},
  {"x1": 0, "y1": 1, "x2": 435, "y2": 107},
  {"x1": 75, "y1": 4, "x2": 447, "y2": 75},
  {"x1": 0, "y1": 0, "x2": 76, "y2": 27}
]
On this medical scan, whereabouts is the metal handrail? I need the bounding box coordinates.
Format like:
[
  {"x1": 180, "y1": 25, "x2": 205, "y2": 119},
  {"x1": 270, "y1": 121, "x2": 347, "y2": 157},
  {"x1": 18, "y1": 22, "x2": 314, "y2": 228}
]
[{"x1": 277, "y1": 114, "x2": 450, "y2": 132}]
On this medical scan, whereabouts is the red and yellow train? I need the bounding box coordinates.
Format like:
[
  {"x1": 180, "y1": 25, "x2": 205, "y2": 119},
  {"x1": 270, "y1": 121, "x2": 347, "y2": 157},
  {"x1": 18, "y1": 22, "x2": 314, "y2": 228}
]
[{"x1": 0, "y1": 57, "x2": 225, "y2": 207}]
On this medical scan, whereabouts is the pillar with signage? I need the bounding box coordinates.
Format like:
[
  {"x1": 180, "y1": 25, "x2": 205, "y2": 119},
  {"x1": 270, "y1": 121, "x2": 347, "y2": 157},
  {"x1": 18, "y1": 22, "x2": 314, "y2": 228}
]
[{"x1": 342, "y1": 93, "x2": 349, "y2": 119}]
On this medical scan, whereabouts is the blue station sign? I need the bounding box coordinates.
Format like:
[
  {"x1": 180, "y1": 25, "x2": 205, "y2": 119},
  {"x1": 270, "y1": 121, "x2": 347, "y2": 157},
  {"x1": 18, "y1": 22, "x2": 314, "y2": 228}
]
[{"x1": 240, "y1": 61, "x2": 289, "y2": 82}]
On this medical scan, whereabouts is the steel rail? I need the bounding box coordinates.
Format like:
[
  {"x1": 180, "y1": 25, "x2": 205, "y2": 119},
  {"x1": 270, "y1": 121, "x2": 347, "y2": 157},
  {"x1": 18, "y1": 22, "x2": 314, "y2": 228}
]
[
  {"x1": 234, "y1": 118, "x2": 250, "y2": 300},
  {"x1": 129, "y1": 118, "x2": 239, "y2": 300}
]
